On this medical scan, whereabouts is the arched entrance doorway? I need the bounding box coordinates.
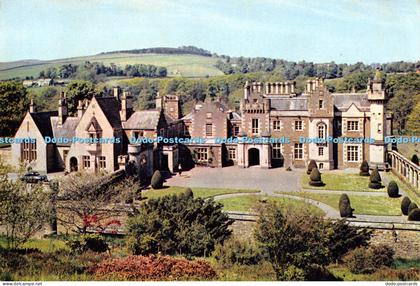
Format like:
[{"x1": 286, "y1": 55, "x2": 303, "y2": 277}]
[
  {"x1": 248, "y1": 148, "x2": 260, "y2": 166},
  {"x1": 70, "y1": 157, "x2": 78, "y2": 172}
]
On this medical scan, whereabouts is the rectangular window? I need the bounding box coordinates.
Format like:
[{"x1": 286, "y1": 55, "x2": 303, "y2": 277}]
[
  {"x1": 294, "y1": 143, "x2": 303, "y2": 159},
  {"x1": 318, "y1": 147, "x2": 324, "y2": 156},
  {"x1": 319, "y1": 99, "x2": 324, "y2": 109},
  {"x1": 295, "y1": 120, "x2": 303, "y2": 131},
  {"x1": 99, "y1": 156, "x2": 106, "y2": 169},
  {"x1": 252, "y1": 118, "x2": 259, "y2": 134},
  {"x1": 273, "y1": 120, "x2": 281, "y2": 131},
  {"x1": 205, "y1": 123, "x2": 213, "y2": 137},
  {"x1": 346, "y1": 146, "x2": 359, "y2": 162},
  {"x1": 228, "y1": 148, "x2": 236, "y2": 160},
  {"x1": 82, "y1": 156, "x2": 90, "y2": 169},
  {"x1": 347, "y1": 120, "x2": 359, "y2": 131},
  {"x1": 233, "y1": 125, "x2": 239, "y2": 137},
  {"x1": 206, "y1": 112, "x2": 212, "y2": 119},
  {"x1": 21, "y1": 141, "x2": 37, "y2": 162},
  {"x1": 377, "y1": 123, "x2": 382, "y2": 133},
  {"x1": 196, "y1": 148, "x2": 208, "y2": 162},
  {"x1": 272, "y1": 143, "x2": 283, "y2": 159}
]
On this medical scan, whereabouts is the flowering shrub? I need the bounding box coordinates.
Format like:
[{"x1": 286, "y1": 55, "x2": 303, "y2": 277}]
[{"x1": 91, "y1": 255, "x2": 217, "y2": 281}]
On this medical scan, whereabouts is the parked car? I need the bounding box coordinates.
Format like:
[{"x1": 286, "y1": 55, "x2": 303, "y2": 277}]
[{"x1": 20, "y1": 171, "x2": 48, "y2": 183}]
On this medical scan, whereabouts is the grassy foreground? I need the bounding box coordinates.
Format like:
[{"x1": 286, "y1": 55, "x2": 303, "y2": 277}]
[
  {"x1": 216, "y1": 194, "x2": 325, "y2": 216},
  {"x1": 302, "y1": 172, "x2": 384, "y2": 192},
  {"x1": 276, "y1": 191, "x2": 402, "y2": 216},
  {"x1": 142, "y1": 186, "x2": 259, "y2": 200}
]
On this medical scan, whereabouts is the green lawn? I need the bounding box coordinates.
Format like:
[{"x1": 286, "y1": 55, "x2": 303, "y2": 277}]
[
  {"x1": 387, "y1": 172, "x2": 420, "y2": 205},
  {"x1": 142, "y1": 186, "x2": 259, "y2": 200},
  {"x1": 216, "y1": 194, "x2": 325, "y2": 216},
  {"x1": 0, "y1": 53, "x2": 223, "y2": 80},
  {"x1": 276, "y1": 191, "x2": 402, "y2": 216},
  {"x1": 302, "y1": 172, "x2": 385, "y2": 192},
  {"x1": 0, "y1": 236, "x2": 68, "y2": 253}
]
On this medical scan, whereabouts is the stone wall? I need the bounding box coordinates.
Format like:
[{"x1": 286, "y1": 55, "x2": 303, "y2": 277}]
[{"x1": 230, "y1": 219, "x2": 420, "y2": 259}]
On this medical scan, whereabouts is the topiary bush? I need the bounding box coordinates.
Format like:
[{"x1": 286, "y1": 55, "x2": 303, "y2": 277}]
[
  {"x1": 309, "y1": 167, "x2": 324, "y2": 186},
  {"x1": 368, "y1": 167, "x2": 382, "y2": 189},
  {"x1": 408, "y1": 202, "x2": 418, "y2": 215},
  {"x1": 150, "y1": 170, "x2": 163, "y2": 189},
  {"x1": 67, "y1": 234, "x2": 109, "y2": 254},
  {"x1": 339, "y1": 194, "x2": 354, "y2": 218},
  {"x1": 387, "y1": 181, "x2": 399, "y2": 198},
  {"x1": 401, "y1": 197, "x2": 412, "y2": 215},
  {"x1": 411, "y1": 154, "x2": 419, "y2": 166},
  {"x1": 307, "y1": 160, "x2": 318, "y2": 175},
  {"x1": 408, "y1": 208, "x2": 420, "y2": 221},
  {"x1": 359, "y1": 160, "x2": 370, "y2": 176}
]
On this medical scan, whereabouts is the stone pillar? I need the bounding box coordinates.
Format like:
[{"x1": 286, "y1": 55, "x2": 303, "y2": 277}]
[
  {"x1": 291, "y1": 82, "x2": 295, "y2": 93},
  {"x1": 306, "y1": 80, "x2": 312, "y2": 93},
  {"x1": 275, "y1": 82, "x2": 280, "y2": 94},
  {"x1": 285, "y1": 82, "x2": 290, "y2": 94},
  {"x1": 265, "y1": 83, "x2": 269, "y2": 94},
  {"x1": 280, "y1": 83, "x2": 284, "y2": 94}
]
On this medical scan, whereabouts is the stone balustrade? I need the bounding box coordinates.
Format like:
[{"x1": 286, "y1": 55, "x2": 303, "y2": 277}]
[{"x1": 388, "y1": 150, "x2": 420, "y2": 191}]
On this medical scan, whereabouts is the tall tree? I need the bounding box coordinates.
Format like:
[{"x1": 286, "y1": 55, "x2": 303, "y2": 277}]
[
  {"x1": 0, "y1": 81, "x2": 29, "y2": 136},
  {"x1": 65, "y1": 80, "x2": 97, "y2": 115}
]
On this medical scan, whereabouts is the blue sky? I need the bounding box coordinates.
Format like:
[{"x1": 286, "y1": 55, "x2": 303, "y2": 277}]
[{"x1": 0, "y1": 0, "x2": 419, "y2": 63}]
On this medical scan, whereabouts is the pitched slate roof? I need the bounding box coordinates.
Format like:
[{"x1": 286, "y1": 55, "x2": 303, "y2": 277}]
[
  {"x1": 333, "y1": 93, "x2": 370, "y2": 111},
  {"x1": 50, "y1": 116, "x2": 80, "y2": 146},
  {"x1": 123, "y1": 110, "x2": 161, "y2": 130},
  {"x1": 30, "y1": 111, "x2": 58, "y2": 137},
  {"x1": 95, "y1": 97, "x2": 122, "y2": 129},
  {"x1": 270, "y1": 97, "x2": 308, "y2": 111}
]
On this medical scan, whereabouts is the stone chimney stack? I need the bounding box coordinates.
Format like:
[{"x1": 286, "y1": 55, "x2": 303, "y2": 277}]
[
  {"x1": 155, "y1": 92, "x2": 163, "y2": 110},
  {"x1": 244, "y1": 81, "x2": 250, "y2": 100},
  {"x1": 58, "y1": 92, "x2": 68, "y2": 127},
  {"x1": 120, "y1": 90, "x2": 134, "y2": 122},
  {"x1": 113, "y1": 86, "x2": 121, "y2": 100},
  {"x1": 77, "y1": 100, "x2": 85, "y2": 118},
  {"x1": 29, "y1": 99, "x2": 36, "y2": 113}
]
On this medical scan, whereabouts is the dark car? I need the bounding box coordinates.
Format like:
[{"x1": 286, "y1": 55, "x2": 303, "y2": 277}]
[{"x1": 20, "y1": 171, "x2": 48, "y2": 183}]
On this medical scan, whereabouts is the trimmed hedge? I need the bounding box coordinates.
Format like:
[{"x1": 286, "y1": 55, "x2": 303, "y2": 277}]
[
  {"x1": 408, "y1": 208, "x2": 420, "y2": 221},
  {"x1": 359, "y1": 160, "x2": 370, "y2": 176},
  {"x1": 339, "y1": 194, "x2": 353, "y2": 218},
  {"x1": 401, "y1": 197, "x2": 412, "y2": 215},
  {"x1": 307, "y1": 160, "x2": 318, "y2": 175},
  {"x1": 368, "y1": 167, "x2": 382, "y2": 189},
  {"x1": 411, "y1": 154, "x2": 419, "y2": 166},
  {"x1": 408, "y1": 202, "x2": 418, "y2": 215},
  {"x1": 309, "y1": 167, "x2": 324, "y2": 187},
  {"x1": 387, "y1": 181, "x2": 399, "y2": 198},
  {"x1": 151, "y1": 170, "x2": 163, "y2": 189}
]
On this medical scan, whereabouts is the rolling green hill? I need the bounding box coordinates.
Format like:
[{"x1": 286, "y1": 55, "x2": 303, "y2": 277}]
[{"x1": 0, "y1": 53, "x2": 223, "y2": 80}]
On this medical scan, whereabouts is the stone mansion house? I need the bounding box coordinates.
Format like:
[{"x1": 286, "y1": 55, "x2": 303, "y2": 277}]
[{"x1": 12, "y1": 75, "x2": 392, "y2": 175}]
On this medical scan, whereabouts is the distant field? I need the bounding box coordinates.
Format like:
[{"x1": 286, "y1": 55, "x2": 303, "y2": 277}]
[{"x1": 0, "y1": 53, "x2": 223, "y2": 80}]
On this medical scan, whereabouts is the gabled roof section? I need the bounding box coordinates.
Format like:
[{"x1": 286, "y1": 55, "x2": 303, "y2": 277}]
[
  {"x1": 123, "y1": 110, "x2": 161, "y2": 130},
  {"x1": 86, "y1": 117, "x2": 102, "y2": 132},
  {"x1": 95, "y1": 97, "x2": 122, "y2": 129},
  {"x1": 30, "y1": 111, "x2": 58, "y2": 137},
  {"x1": 50, "y1": 116, "x2": 80, "y2": 146},
  {"x1": 333, "y1": 93, "x2": 370, "y2": 111}
]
